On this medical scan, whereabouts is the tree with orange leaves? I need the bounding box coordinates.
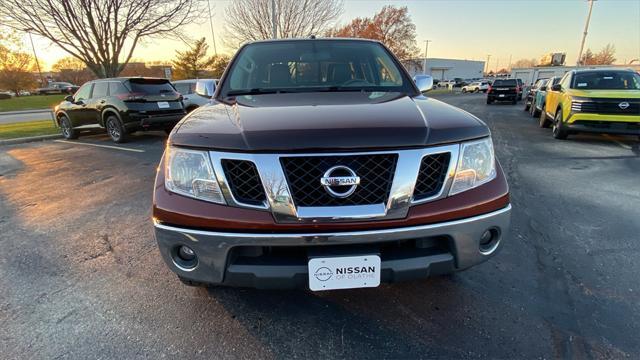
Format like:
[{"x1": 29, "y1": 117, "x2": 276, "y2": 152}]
[{"x1": 330, "y1": 5, "x2": 419, "y2": 61}]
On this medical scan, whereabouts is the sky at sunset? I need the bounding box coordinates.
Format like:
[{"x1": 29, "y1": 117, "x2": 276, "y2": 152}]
[{"x1": 21, "y1": 0, "x2": 640, "y2": 71}]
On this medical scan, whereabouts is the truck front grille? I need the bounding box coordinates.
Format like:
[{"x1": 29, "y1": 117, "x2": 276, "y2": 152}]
[
  {"x1": 280, "y1": 154, "x2": 398, "y2": 207},
  {"x1": 571, "y1": 99, "x2": 640, "y2": 115},
  {"x1": 221, "y1": 159, "x2": 266, "y2": 206},
  {"x1": 413, "y1": 153, "x2": 451, "y2": 201}
]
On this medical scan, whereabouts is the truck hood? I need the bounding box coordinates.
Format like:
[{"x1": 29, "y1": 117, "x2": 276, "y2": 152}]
[
  {"x1": 569, "y1": 89, "x2": 640, "y2": 99},
  {"x1": 170, "y1": 92, "x2": 489, "y2": 152}
]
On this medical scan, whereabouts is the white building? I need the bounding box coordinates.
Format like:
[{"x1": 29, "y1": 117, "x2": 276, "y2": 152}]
[
  {"x1": 511, "y1": 64, "x2": 640, "y2": 86},
  {"x1": 404, "y1": 58, "x2": 485, "y2": 81}
]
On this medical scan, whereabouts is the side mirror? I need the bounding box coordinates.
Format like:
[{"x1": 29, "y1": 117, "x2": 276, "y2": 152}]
[
  {"x1": 551, "y1": 84, "x2": 562, "y2": 91},
  {"x1": 64, "y1": 95, "x2": 74, "y2": 102},
  {"x1": 540, "y1": 86, "x2": 547, "y2": 91},
  {"x1": 413, "y1": 75, "x2": 434, "y2": 93}
]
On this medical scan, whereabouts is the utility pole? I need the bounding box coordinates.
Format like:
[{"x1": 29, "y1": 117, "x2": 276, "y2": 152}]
[
  {"x1": 271, "y1": 0, "x2": 277, "y2": 39},
  {"x1": 485, "y1": 54, "x2": 491, "y2": 74},
  {"x1": 28, "y1": 32, "x2": 44, "y2": 86},
  {"x1": 207, "y1": 0, "x2": 217, "y2": 55},
  {"x1": 576, "y1": 0, "x2": 596, "y2": 66},
  {"x1": 423, "y1": 40, "x2": 432, "y2": 75}
]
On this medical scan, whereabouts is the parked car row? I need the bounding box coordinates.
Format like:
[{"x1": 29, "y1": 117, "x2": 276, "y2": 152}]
[
  {"x1": 53, "y1": 77, "x2": 219, "y2": 143},
  {"x1": 522, "y1": 68, "x2": 640, "y2": 140}
]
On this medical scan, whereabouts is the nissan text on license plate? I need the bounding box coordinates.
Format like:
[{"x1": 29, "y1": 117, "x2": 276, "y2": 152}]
[{"x1": 308, "y1": 255, "x2": 381, "y2": 291}]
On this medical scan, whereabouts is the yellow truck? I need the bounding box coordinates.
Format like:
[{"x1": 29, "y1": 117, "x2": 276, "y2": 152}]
[{"x1": 542, "y1": 68, "x2": 640, "y2": 139}]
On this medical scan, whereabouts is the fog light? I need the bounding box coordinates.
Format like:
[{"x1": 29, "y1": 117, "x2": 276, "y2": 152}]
[
  {"x1": 178, "y1": 245, "x2": 196, "y2": 261},
  {"x1": 480, "y1": 230, "x2": 493, "y2": 246},
  {"x1": 479, "y1": 228, "x2": 500, "y2": 255}
]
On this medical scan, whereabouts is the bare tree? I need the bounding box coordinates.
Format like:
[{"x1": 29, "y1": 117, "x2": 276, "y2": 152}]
[
  {"x1": 224, "y1": 0, "x2": 343, "y2": 47},
  {"x1": 0, "y1": 0, "x2": 203, "y2": 78}
]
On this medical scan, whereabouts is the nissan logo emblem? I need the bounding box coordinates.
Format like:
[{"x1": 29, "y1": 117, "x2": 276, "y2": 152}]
[
  {"x1": 618, "y1": 102, "x2": 630, "y2": 110},
  {"x1": 320, "y1": 165, "x2": 360, "y2": 198}
]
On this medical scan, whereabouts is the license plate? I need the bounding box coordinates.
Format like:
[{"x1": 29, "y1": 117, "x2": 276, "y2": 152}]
[
  {"x1": 308, "y1": 255, "x2": 381, "y2": 291},
  {"x1": 157, "y1": 101, "x2": 170, "y2": 109},
  {"x1": 499, "y1": 94, "x2": 505, "y2": 97}
]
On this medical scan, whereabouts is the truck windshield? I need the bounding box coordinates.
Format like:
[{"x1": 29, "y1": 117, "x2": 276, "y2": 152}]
[
  {"x1": 572, "y1": 71, "x2": 640, "y2": 90},
  {"x1": 220, "y1": 40, "x2": 414, "y2": 97}
]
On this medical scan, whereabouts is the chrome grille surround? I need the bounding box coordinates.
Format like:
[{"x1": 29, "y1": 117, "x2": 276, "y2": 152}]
[{"x1": 209, "y1": 144, "x2": 460, "y2": 223}]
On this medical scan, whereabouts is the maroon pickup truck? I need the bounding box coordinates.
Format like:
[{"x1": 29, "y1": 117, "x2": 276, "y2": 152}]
[{"x1": 152, "y1": 38, "x2": 511, "y2": 291}]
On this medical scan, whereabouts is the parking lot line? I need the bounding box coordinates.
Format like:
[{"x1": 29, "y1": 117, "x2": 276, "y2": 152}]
[
  {"x1": 53, "y1": 140, "x2": 145, "y2": 153},
  {"x1": 602, "y1": 135, "x2": 632, "y2": 150}
]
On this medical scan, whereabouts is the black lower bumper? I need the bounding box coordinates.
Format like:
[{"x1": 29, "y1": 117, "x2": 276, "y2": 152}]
[
  {"x1": 567, "y1": 121, "x2": 640, "y2": 136},
  {"x1": 223, "y1": 253, "x2": 455, "y2": 289},
  {"x1": 125, "y1": 113, "x2": 185, "y2": 131},
  {"x1": 488, "y1": 94, "x2": 516, "y2": 101}
]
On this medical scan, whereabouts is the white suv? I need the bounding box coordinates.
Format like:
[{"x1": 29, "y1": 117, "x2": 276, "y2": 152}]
[{"x1": 461, "y1": 81, "x2": 489, "y2": 93}]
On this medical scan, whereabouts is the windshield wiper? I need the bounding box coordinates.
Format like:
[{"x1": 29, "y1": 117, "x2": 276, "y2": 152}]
[{"x1": 226, "y1": 88, "x2": 297, "y2": 96}]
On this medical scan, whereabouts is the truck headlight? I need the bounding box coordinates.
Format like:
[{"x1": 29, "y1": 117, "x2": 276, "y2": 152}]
[
  {"x1": 449, "y1": 137, "x2": 496, "y2": 196},
  {"x1": 164, "y1": 147, "x2": 225, "y2": 204}
]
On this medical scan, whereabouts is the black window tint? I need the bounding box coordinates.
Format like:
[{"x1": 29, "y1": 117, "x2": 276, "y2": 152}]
[
  {"x1": 74, "y1": 83, "x2": 92, "y2": 101},
  {"x1": 92, "y1": 82, "x2": 108, "y2": 98},
  {"x1": 109, "y1": 82, "x2": 129, "y2": 96},
  {"x1": 126, "y1": 79, "x2": 177, "y2": 95},
  {"x1": 492, "y1": 79, "x2": 517, "y2": 86}
]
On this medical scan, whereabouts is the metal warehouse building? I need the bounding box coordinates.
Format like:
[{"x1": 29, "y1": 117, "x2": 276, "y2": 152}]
[
  {"x1": 511, "y1": 64, "x2": 640, "y2": 85},
  {"x1": 404, "y1": 58, "x2": 485, "y2": 81}
]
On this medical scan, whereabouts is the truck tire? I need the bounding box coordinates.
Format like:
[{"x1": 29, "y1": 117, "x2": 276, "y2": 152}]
[
  {"x1": 59, "y1": 115, "x2": 79, "y2": 139},
  {"x1": 105, "y1": 114, "x2": 129, "y2": 143},
  {"x1": 178, "y1": 276, "x2": 208, "y2": 287},
  {"x1": 486, "y1": 98, "x2": 493, "y2": 105},
  {"x1": 552, "y1": 109, "x2": 569, "y2": 139},
  {"x1": 538, "y1": 105, "x2": 550, "y2": 127}
]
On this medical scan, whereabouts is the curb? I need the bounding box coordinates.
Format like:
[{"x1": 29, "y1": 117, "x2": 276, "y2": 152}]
[
  {"x1": 0, "y1": 134, "x2": 63, "y2": 146},
  {"x1": 0, "y1": 109, "x2": 53, "y2": 116}
]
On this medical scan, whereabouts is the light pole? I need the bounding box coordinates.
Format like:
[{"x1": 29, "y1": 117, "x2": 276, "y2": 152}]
[
  {"x1": 207, "y1": 0, "x2": 217, "y2": 56},
  {"x1": 485, "y1": 54, "x2": 491, "y2": 75},
  {"x1": 271, "y1": 0, "x2": 277, "y2": 39},
  {"x1": 422, "y1": 40, "x2": 432, "y2": 75},
  {"x1": 576, "y1": 0, "x2": 596, "y2": 66},
  {"x1": 27, "y1": 32, "x2": 44, "y2": 86}
]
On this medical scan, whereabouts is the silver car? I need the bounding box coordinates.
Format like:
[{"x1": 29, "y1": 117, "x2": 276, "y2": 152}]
[{"x1": 172, "y1": 79, "x2": 217, "y2": 112}]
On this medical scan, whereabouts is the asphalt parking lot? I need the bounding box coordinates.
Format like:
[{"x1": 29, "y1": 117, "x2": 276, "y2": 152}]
[{"x1": 1, "y1": 93, "x2": 639, "y2": 359}]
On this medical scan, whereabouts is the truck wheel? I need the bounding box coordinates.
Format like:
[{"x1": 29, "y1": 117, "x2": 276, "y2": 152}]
[
  {"x1": 511, "y1": 98, "x2": 517, "y2": 105},
  {"x1": 552, "y1": 110, "x2": 569, "y2": 139},
  {"x1": 486, "y1": 98, "x2": 493, "y2": 105},
  {"x1": 462, "y1": 88, "x2": 467, "y2": 93},
  {"x1": 538, "y1": 106, "x2": 550, "y2": 127},
  {"x1": 59, "y1": 115, "x2": 79, "y2": 139},
  {"x1": 105, "y1": 115, "x2": 129, "y2": 143},
  {"x1": 178, "y1": 276, "x2": 208, "y2": 287}
]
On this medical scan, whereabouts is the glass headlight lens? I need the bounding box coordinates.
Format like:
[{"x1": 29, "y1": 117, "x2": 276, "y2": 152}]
[
  {"x1": 164, "y1": 147, "x2": 225, "y2": 204},
  {"x1": 449, "y1": 137, "x2": 496, "y2": 196}
]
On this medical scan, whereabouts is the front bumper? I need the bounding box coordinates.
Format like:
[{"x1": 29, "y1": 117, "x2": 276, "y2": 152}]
[
  {"x1": 566, "y1": 113, "x2": 640, "y2": 135},
  {"x1": 154, "y1": 204, "x2": 511, "y2": 289}
]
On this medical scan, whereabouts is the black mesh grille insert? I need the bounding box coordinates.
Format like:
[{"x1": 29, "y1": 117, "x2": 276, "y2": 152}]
[
  {"x1": 281, "y1": 154, "x2": 398, "y2": 207},
  {"x1": 221, "y1": 160, "x2": 266, "y2": 206},
  {"x1": 413, "y1": 153, "x2": 451, "y2": 201}
]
